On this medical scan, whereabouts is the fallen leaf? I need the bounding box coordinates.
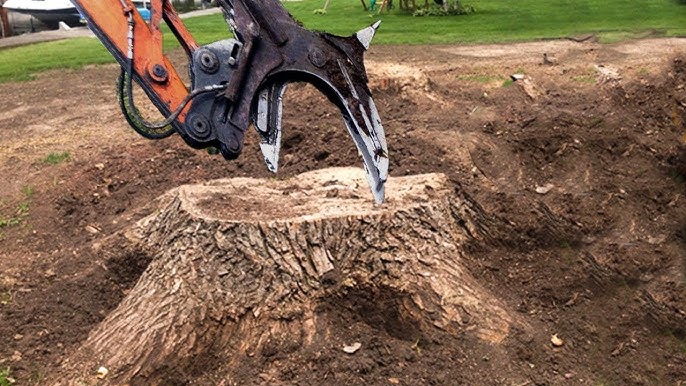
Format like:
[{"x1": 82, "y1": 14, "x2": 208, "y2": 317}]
[{"x1": 11, "y1": 351, "x2": 22, "y2": 362}]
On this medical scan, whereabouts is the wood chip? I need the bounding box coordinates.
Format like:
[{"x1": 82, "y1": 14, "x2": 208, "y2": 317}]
[
  {"x1": 343, "y1": 342, "x2": 362, "y2": 354},
  {"x1": 510, "y1": 73, "x2": 525, "y2": 81},
  {"x1": 535, "y1": 183, "x2": 554, "y2": 194},
  {"x1": 11, "y1": 351, "x2": 22, "y2": 362},
  {"x1": 96, "y1": 366, "x2": 109, "y2": 379},
  {"x1": 551, "y1": 334, "x2": 564, "y2": 347}
]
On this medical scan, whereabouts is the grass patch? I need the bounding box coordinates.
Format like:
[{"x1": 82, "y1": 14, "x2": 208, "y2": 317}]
[
  {"x1": 0, "y1": 368, "x2": 13, "y2": 386},
  {"x1": 0, "y1": 185, "x2": 34, "y2": 230},
  {"x1": 284, "y1": 0, "x2": 686, "y2": 44},
  {"x1": 457, "y1": 74, "x2": 504, "y2": 83},
  {"x1": 502, "y1": 78, "x2": 514, "y2": 87},
  {"x1": 638, "y1": 68, "x2": 650, "y2": 77},
  {"x1": 0, "y1": 291, "x2": 10, "y2": 306},
  {"x1": 571, "y1": 75, "x2": 596, "y2": 83},
  {"x1": 0, "y1": 38, "x2": 113, "y2": 83},
  {"x1": 41, "y1": 151, "x2": 71, "y2": 165},
  {"x1": 1, "y1": 0, "x2": 686, "y2": 83},
  {"x1": 22, "y1": 185, "x2": 35, "y2": 198},
  {"x1": 0, "y1": 203, "x2": 28, "y2": 228}
]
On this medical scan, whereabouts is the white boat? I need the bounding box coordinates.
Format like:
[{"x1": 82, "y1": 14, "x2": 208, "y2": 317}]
[{"x1": 2, "y1": 0, "x2": 80, "y2": 27}]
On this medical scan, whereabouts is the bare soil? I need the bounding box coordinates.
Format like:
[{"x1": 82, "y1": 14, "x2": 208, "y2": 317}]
[{"x1": 1, "y1": 38, "x2": 685, "y2": 385}]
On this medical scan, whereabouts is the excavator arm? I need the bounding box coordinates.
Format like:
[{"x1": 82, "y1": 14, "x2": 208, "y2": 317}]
[{"x1": 71, "y1": 0, "x2": 389, "y2": 202}]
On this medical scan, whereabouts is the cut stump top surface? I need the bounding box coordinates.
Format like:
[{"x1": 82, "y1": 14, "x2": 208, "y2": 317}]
[{"x1": 175, "y1": 167, "x2": 451, "y2": 222}]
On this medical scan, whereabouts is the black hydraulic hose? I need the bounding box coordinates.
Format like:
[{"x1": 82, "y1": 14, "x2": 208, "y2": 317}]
[{"x1": 117, "y1": 8, "x2": 226, "y2": 138}]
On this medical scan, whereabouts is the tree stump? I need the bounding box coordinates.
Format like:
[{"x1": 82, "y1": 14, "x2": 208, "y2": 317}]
[{"x1": 61, "y1": 167, "x2": 516, "y2": 385}]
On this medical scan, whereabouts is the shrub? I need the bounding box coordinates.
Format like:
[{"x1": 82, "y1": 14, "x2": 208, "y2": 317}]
[{"x1": 413, "y1": 0, "x2": 474, "y2": 16}]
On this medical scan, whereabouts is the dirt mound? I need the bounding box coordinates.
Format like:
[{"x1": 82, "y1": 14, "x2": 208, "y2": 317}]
[{"x1": 1, "y1": 41, "x2": 685, "y2": 385}]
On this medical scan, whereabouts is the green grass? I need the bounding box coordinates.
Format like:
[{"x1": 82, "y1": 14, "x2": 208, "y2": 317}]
[
  {"x1": 571, "y1": 75, "x2": 597, "y2": 83},
  {"x1": 0, "y1": 291, "x2": 10, "y2": 305},
  {"x1": 0, "y1": 368, "x2": 13, "y2": 386},
  {"x1": 0, "y1": 185, "x2": 34, "y2": 230},
  {"x1": 0, "y1": 203, "x2": 28, "y2": 228},
  {"x1": 0, "y1": 38, "x2": 113, "y2": 83},
  {"x1": 457, "y1": 74, "x2": 505, "y2": 83},
  {"x1": 284, "y1": 0, "x2": 686, "y2": 44},
  {"x1": 0, "y1": 0, "x2": 685, "y2": 83},
  {"x1": 41, "y1": 151, "x2": 71, "y2": 165}
]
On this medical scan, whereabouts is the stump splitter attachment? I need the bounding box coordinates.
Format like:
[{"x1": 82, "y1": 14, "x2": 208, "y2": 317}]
[{"x1": 71, "y1": 0, "x2": 389, "y2": 203}]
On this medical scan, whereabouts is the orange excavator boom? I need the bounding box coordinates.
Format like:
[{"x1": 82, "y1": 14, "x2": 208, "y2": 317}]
[{"x1": 72, "y1": 0, "x2": 390, "y2": 203}]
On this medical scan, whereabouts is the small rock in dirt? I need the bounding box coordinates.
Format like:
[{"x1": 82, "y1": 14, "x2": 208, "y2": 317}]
[
  {"x1": 11, "y1": 351, "x2": 22, "y2": 362},
  {"x1": 343, "y1": 342, "x2": 362, "y2": 354},
  {"x1": 564, "y1": 373, "x2": 574, "y2": 379},
  {"x1": 388, "y1": 378, "x2": 401, "y2": 384},
  {"x1": 96, "y1": 366, "x2": 109, "y2": 379},
  {"x1": 44, "y1": 269, "x2": 56, "y2": 278},
  {"x1": 95, "y1": 163, "x2": 105, "y2": 170},
  {"x1": 13, "y1": 334, "x2": 23, "y2": 341},
  {"x1": 511, "y1": 73, "x2": 525, "y2": 81},
  {"x1": 551, "y1": 334, "x2": 564, "y2": 347},
  {"x1": 535, "y1": 183, "x2": 555, "y2": 195}
]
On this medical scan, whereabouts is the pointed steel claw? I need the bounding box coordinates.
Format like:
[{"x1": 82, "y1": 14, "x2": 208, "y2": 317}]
[
  {"x1": 218, "y1": 0, "x2": 389, "y2": 202},
  {"x1": 252, "y1": 81, "x2": 288, "y2": 173},
  {"x1": 356, "y1": 20, "x2": 381, "y2": 50},
  {"x1": 333, "y1": 59, "x2": 388, "y2": 204}
]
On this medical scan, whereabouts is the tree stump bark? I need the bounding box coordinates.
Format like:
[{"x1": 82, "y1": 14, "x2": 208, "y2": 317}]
[{"x1": 60, "y1": 167, "x2": 516, "y2": 385}]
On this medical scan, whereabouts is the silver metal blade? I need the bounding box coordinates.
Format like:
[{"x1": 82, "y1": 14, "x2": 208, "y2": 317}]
[
  {"x1": 334, "y1": 59, "x2": 388, "y2": 204},
  {"x1": 341, "y1": 97, "x2": 388, "y2": 204},
  {"x1": 253, "y1": 81, "x2": 287, "y2": 173}
]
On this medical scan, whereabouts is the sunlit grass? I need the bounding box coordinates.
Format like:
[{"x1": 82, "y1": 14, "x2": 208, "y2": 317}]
[{"x1": 0, "y1": 0, "x2": 684, "y2": 83}]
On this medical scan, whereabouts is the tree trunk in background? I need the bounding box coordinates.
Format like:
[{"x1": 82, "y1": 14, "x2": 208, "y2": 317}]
[
  {"x1": 0, "y1": 1, "x2": 12, "y2": 38},
  {"x1": 59, "y1": 168, "x2": 518, "y2": 385}
]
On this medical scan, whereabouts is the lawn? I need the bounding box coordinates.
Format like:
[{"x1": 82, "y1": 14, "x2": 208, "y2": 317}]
[{"x1": 0, "y1": 0, "x2": 685, "y2": 82}]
